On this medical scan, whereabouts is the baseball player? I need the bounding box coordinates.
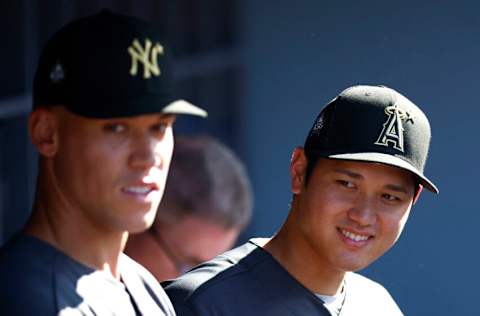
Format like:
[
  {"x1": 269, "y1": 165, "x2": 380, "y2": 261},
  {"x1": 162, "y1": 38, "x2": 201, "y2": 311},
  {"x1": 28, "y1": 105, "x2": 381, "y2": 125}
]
[
  {"x1": 126, "y1": 134, "x2": 253, "y2": 281},
  {"x1": 163, "y1": 85, "x2": 438, "y2": 316},
  {"x1": 0, "y1": 9, "x2": 206, "y2": 315}
]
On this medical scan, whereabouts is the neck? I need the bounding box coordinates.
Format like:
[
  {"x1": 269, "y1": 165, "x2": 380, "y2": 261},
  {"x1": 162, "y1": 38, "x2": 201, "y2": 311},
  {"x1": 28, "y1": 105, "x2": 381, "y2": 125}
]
[
  {"x1": 125, "y1": 232, "x2": 176, "y2": 281},
  {"x1": 264, "y1": 213, "x2": 346, "y2": 295},
  {"x1": 24, "y1": 173, "x2": 127, "y2": 279}
]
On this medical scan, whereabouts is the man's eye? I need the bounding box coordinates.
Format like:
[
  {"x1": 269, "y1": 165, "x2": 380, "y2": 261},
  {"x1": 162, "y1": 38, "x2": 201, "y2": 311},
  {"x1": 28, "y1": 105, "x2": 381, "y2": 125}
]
[
  {"x1": 337, "y1": 180, "x2": 355, "y2": 188},
  {"x1": 382, "y1": 193, "x2": 400, "y2": 202},
  {"x1": 104, "y1": 123, "x2": 126, "y2": 133},
  {"x1": 151, "y1": 123, "x2": 168, "y2": 134}
]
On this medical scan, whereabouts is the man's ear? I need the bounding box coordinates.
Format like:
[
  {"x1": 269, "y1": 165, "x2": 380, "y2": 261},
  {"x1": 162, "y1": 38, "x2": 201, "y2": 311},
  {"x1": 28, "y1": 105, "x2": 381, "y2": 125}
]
[
  {"x1": 29, "y1": 108, "x2": 59, "y2": 158},
  {"x1": 290, "y1": 147, "x2": 308, "y2": 194},
  {"x1": 413, "y1": 184, "x2": 423, "y2": 205}
]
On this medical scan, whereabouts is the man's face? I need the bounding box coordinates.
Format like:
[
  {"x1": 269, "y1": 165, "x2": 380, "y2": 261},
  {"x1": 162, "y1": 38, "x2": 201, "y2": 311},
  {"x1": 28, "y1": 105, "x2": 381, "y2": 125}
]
[
  {"x1": 146, "y1": 216, "x2": 240, "y2": 281},
  {"x1": 290, "y1": 151, "x2": 416, "y2": 273},
  {"x1": 50, "y1": 109, "x2": 175, "y2": 234}
]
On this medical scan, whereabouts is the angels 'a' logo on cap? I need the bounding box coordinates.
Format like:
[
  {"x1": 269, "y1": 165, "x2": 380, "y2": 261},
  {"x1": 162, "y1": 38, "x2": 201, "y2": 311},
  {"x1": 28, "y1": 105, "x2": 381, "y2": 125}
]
[
  {"x1": 128, "y1": 38, "x2": 164, "y2": 79},
  {"x1": 374, "y1": 105, "x2": 414, "y2": 152}
]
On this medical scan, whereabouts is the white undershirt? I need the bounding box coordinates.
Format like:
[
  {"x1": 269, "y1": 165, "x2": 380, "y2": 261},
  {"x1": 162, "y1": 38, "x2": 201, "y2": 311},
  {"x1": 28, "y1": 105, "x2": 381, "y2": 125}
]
[{"x1": 315, "y1": 284, "x2": 346, "y2": 316}]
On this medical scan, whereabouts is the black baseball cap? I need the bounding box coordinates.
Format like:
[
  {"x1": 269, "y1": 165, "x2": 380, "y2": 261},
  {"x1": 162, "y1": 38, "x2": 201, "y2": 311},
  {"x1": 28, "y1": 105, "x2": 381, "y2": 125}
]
[
  {"x1": 33, "y1": 9, "x2": 207, "y2": 119},
  {"x1": 304, "y1": 85, "x2": 438, "y2": 194}
]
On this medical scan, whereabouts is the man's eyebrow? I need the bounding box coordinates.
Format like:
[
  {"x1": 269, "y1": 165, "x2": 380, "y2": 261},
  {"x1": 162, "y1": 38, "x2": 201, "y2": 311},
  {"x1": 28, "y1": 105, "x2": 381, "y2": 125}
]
[
  {"x1": 384, "y1": 184, "x2": 410, "y2": 194},
  {"x1": 334, "y1": 168, "x2": 411, "y2": 194},
  {"x1": 333, "y1": 168, "x2": 363, "y2": 179},
  {"x1": 158, "y1": 114, "x2": 176, "y2": 120}
]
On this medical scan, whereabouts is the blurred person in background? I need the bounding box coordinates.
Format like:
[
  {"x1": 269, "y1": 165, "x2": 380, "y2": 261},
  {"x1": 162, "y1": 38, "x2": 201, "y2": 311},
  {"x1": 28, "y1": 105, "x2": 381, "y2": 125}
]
[{"x1": 126, "y1": 134, "x2": 253, "y2": 281}]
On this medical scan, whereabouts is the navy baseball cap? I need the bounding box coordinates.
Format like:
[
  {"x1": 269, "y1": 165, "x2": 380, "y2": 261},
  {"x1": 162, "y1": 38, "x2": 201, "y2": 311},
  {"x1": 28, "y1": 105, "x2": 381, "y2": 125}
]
[
  {"x1": 33, "y1": 9, "x2": 207, "y2": 119},
  {"x1": 304, "y1": 85, "x2": 438, "y2": 194}
]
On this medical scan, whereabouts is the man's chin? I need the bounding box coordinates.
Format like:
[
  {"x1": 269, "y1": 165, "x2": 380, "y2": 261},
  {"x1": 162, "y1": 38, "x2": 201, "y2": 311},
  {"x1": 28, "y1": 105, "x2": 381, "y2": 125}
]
[
  {"x1": 127, "y1": 222, "x2": 152, "y2": 234},
  {"x1": 127, "y1": 211, "x2": 157, "y2": 234},
  {"x1": 333, "y1": 255, "x2": 376, "y2": 273}
]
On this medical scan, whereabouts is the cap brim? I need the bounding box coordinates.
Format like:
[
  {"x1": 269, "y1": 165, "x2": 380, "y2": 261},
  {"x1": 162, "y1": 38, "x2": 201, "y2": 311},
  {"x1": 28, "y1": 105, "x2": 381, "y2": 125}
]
[
  {"x1": 328, "y1": 152, "x2": 439, "y2": 194},
  {"x1": 162, "y1": 100, "x2": 207, "y2": 117}
]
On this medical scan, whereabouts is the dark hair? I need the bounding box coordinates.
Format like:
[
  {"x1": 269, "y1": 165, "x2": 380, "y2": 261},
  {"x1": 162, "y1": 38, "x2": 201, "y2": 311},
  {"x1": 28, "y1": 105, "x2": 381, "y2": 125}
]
[
  {"x1": 304, "y1": 151, "x2": 323, "y2": 185},
  {"x1": 156, "y1": 135, "x2": 253, "y2": 229}
]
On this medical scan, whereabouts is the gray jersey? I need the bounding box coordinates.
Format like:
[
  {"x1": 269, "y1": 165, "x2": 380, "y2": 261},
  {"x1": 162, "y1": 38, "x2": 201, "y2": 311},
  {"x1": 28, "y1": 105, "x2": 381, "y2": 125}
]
[
  {"x1": 163, "y1": 238, "x2": 403, "y2": 316},
  {"x1": 0, "y1": 234, "x2": 176, "y2": 316}
]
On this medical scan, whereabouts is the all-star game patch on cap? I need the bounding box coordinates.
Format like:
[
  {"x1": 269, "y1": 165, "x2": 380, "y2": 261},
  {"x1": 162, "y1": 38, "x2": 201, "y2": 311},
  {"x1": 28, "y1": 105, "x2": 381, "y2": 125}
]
[
  {"x1": 304, "y1": 85, "x2": 438, "y2": 194},
  {"x1": 33, "y1": 9, "x2": 207, "y2": 119}
]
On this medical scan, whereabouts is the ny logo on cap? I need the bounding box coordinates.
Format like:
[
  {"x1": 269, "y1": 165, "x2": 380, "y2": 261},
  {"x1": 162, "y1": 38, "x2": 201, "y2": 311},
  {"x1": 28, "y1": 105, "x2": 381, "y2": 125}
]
[
  {"x1": 128, "y1": 38, "x2": 164, "y2": 79},
  {"x1": 374, "y1": 105, "x2": 414, "y2": 152}
]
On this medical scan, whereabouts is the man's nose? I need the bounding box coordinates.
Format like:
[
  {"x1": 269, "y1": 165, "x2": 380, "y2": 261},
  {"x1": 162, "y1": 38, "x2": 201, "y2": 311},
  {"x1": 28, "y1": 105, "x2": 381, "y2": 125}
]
[
  {"x1": 347, "y1": 196, "x2": 377, "y2": 226},
  {"x1": 129, "y1": 133, "x2": 161, "y2": 170}
]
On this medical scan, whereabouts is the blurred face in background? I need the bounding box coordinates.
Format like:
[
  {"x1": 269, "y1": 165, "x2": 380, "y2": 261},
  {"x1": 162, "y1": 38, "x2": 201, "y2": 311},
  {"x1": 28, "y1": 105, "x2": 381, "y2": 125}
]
[{"x1": 128, "y1": 215, "x2": 240, "y2": 281}]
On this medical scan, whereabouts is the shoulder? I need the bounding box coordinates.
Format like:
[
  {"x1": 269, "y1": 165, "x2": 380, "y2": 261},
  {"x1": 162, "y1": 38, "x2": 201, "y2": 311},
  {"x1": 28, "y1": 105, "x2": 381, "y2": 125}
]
[
  {"x1": 121, "y1": 253, "x2": 159, "y2": 284},
  {"x1": 163, "y1": 240, "x2": 270, "y2": 314},
  {"x1": 0, "y1": 234, "x2": 57, "y2": 284},
  {"x1": 163, "y1": 239, "x2": 263, "y2": 293},
  {"x1": 121, "y1": 254, "x2": 176, "y2": 316},
  {"x1": 342, "y1": 272, "x2": 404, "y2": 316},
  {"x1": 0, "y1": 234, "x2": 57, "y2": 315}
]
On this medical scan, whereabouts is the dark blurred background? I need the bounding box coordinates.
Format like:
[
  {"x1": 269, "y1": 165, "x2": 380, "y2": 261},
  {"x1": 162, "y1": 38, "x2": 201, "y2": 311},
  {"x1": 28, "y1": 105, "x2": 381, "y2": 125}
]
[{"x1": 1, "y1": 1, "x2": 478, "y2": 314}]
